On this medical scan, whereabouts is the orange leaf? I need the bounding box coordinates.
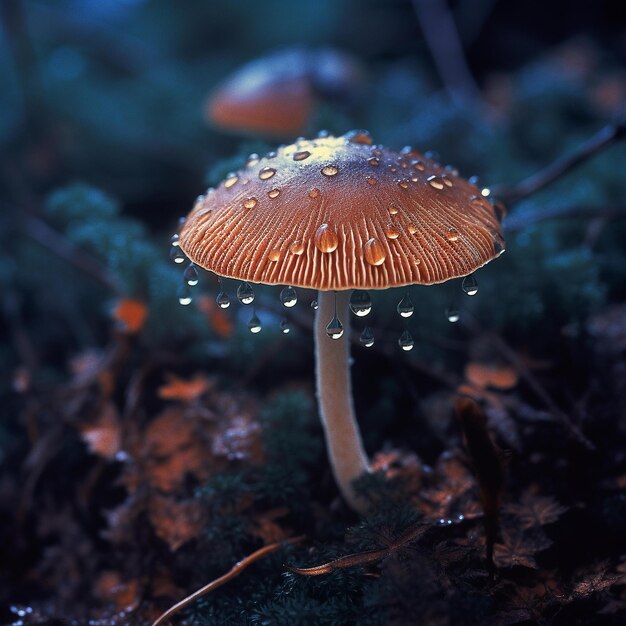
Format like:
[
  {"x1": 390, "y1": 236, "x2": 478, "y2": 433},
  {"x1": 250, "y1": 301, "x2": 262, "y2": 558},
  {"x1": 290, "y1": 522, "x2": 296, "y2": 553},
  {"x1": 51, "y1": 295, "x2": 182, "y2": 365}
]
[
  {"x1": 197, "y1": 295, "x2": 234, "y2": 338},
  {"x1": 95, "y1": 571, "x2": 140, "y2": 611},
  {"x1": 158, "y1": 373, "x2": 212, "y2": 402},
  {"x1": 465, "y1": 362, "x2": 518, "y2": 390},
  {"x1": 112, "y1": 298, "x2": 148, "y2": 334},
  {"x1": 148, "y1": 495, "x2": 204, "y2": 551}
]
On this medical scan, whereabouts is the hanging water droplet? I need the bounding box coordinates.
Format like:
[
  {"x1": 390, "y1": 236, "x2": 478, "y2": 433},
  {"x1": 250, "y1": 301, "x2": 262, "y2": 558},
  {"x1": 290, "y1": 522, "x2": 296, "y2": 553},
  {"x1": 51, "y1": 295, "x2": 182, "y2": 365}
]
[
  {"x1": 183, "y1": 263, "x2": 199, "y2": 286},
  {"x1": 360, "y1": 326, "x2": 375, "y2": 347},
  {"x1": 243, "y1": 197, "x2": 258, "y2": 209},
  {"x1": 398, "y1": 330, "x2": 414, "y2": 351},
  {"x1": 170, "y1": 233, "x2": 180, "y2": 247},
  {"x1": 481, "y1": 187, "x2": 491, "y2": 197},
  {"x1": 311, "y1": 300, "x2": 318, "y2": 310},
  {"x1": 178, "y1": 285, "x2": 192, "y2": 306},
  {"x1": 446, "y1": 306, "x2": 460, "y2": 323},
  {"x1": 398, "y1": 180, "x2": 409, "y2": 189},
  {"x1": 308, "y1": 187, "x2": 320, "y2": 199},
  {"x1": 280, "y1": 286, "x2": 297, "y2": 308},
  {"x1": 268, "y1": 188, "x2": 281, "y2": 199},
  {"x1": 248, "y1": 313, "x2": 262, "y2": 334},
  {"x1": 314, "y1": 223, "x2": 338, "y2": 253},
  {"x1": 224, "y1": 173, "x2": 238, "y2": 188},
  {"x1": 397, "y1": 294, "x2": 414, "y2": 318},
  {"x1": 321, "y1": 165, "x2": 339, "y2": 177},
  {"x1": 216, "y1": 291, "x2": 230, "y2": 309},
  {"x1": 326, "y1": 316, "x2": 344, "y2": 339},
  {"x1": 462, "y1": 274, "x2": 478, "y2": 296},
  {"x1": 349, "y1": 290, "x2": 372, "y2": 317},
  {"x1": 237, "y1": 282, "x2": 255, "y2": 305},
  {"x1": 293, "y1": 150, "x2": 311, "y2": 161},
  {"x1": 170, "y1": 246, "x2": 185, "y2": 264},
  {"x1": 280, "y1": 318, "x2": 290, "y2": 334},
  {"x1": 259, "y1": 167, "x2": 276, "y2": 180},
  {"x1": 494, "y1": 237, "x2": 506, "y2": 256}
]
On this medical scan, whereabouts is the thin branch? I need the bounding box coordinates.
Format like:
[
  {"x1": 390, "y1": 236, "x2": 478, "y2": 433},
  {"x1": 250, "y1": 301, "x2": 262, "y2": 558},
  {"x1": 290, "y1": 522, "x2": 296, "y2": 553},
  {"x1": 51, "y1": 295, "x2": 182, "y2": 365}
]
[
  {"x1": 151, "y1": 537, "x2": 304, "y2": 626},
  {"x1": 493, "y1": 122, "x2": 626, "y2": 205},
  {"x1": 411, "y1": 0, "x2": 483, "y2": 108},
  {"x1": 504, "y1": 205, "x2": 626, "y2": 233}
]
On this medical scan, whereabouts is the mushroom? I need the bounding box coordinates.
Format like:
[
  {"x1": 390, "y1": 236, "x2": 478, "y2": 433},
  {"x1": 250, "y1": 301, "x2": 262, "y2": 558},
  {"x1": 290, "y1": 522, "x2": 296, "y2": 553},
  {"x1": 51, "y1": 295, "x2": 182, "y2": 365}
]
[
  {"x1": 178, "y1": 130, "x2": 505, "y2": 512},
  {"x1": 206, "y1": 48, "x2": 365, "y2": 138}
]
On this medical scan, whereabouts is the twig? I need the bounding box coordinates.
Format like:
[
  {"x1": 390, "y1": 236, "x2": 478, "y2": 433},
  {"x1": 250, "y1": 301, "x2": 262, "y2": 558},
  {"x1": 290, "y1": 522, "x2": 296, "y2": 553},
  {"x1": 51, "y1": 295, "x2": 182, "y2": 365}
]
[
  {"x1": 151, "y1": 536, "x2": 304, "y2": 626},
  {"x1": 411, "y1": 0, "x2": 483, "y2": 108},
  {"x1": 493, "y1": 123, "x2": 626, "y2": 205},
  {"x1": 504, "y1": 205, "x2": 626, "y2": 233}
]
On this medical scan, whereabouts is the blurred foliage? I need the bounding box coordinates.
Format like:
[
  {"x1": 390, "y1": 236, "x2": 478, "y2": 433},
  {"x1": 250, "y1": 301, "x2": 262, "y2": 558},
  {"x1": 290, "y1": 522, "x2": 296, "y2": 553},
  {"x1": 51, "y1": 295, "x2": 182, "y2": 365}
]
[{"x1": 1, "y1": 0, "x2": 626, "y2": 624}]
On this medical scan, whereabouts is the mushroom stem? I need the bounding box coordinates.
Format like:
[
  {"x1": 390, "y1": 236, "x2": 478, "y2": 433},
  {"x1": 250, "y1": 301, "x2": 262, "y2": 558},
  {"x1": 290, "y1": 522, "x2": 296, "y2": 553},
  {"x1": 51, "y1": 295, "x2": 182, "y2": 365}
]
[{"x1": 315, "y1": 290, "x2": 371, "y2": 512}]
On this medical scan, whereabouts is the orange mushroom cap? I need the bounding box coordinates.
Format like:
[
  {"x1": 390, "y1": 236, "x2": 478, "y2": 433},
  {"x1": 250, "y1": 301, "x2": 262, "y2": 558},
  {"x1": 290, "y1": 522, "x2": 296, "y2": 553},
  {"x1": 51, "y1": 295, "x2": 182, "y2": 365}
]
[{"x1": 179, "y1": 131, "x2": 505, "y2": 291}]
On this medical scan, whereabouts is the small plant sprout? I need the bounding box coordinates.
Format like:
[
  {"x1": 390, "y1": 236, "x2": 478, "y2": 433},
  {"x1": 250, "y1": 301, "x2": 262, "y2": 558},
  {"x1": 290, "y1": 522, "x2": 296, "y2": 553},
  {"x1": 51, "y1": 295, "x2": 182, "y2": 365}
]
[{"x1": 176, "y1": 131, "x2": 505, "y2": 512}]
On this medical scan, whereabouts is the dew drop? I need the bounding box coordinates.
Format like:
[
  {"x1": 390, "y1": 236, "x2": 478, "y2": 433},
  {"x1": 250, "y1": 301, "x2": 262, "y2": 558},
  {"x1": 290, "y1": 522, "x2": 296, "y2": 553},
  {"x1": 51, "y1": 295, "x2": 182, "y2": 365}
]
[
  {"x1": 246, "y1": 153, "x2": 260, "y2": 167},
  {"x1": 385, "y1": 225, "x2": 401, "y2": 240},
  {"x1": 446, "y1": 227, "x2": 459, "y2": 242},
  {"x1": 248, "y1": 313, "x2": 262, "y2": 334},
  {"x1": 367, "y1": 157, "x2": 380, "y2": 167},
  {"x1": 345, "y1": 129, "x2": 373, "y2": 145},
  {"x1": 414, "y1": 160, "x2": 425, "y2": 171},
  {"x1": 398, "y1": 330, "x2": 414, "y2": 351},
  {"x1": 408, "y1": 225, "x2": 418, "y2": 234},
  {"x1": 268, "y1": 249, "x2": 280, "y2": 262},
  {"x1": 397, "y1": 294, "x2": 414, "y2": 318},
  {"x1": 311, "y1": 300, "x2": 319, "y2": 310},
  {"x1": 293, "y1": 150, "x2": 311, "y2": 161},
  {"x1": 446, "y1": 306, "x2": 460, "y2": 323},
  {"x1": 308, "y1": 188, "x2": 320, "y2": 198},
  {"x1": 326, "y1": 315, "x2": 344, "y2": 339},
  {"x1": 243, "y1": 197, "x2": 258, "y2": 209},
  {"x1": 268, "y1": 188, "x2": 281, "y2": 199},
  {"x1": 442, "y1": 175, "x2": 454, "y2": 187},
  {"x1": 237, "y1": 282, "x2": 255, "y2": 305},
  {"x1": 259, "y1": 167, "x2": 276, "y2": 180},
  {"x1": 170, "y1": 233, "x2": 180, "y2": 247},
  {"x1": 224, "y1": 173, "x2": 238, "y2": 188},
  {"x1": 183, "y1": 263, "x2": 199, "y2": 286},
  {"x1": 398, "y1": 180, "x2": 409, "y2": 189},
  {"x1": 317, "y1": 129, "x2": 330, "y2": 138},
  {"x1": 321, "y1": 165, "x2": 339, "y2": 177},
  {"x1": 366, "y1": 176, "x2": 377, "y2": 186},
  {"x1": 289, "y1": 240, "x2": 305, "y2": 255},
  {"x1": 280, "y1": 318, "x2": 290, "y2": 334},
  {"x1": 462, "y1": 274, "x2": 478, "y2": 296},
  {"x1": 494, "y1": 236, "x2": 506, "y2": 256},
  {"x1": 170, "y1": 246, "x2": 185, "y2": 264},
  {"x1": 280, "y1": 286, "x2": 297, "y2": 308},
  {"x1": 266, "y1": 151, "x2": 277, "y2": 159},
  {"x1": 364, "y1": 238, "x2": 386, "y2": 266},
  {"x1": 427, "y1": 175, "x2": 445, "y2": 190},
  {"x1": 360, "y1": 326, "x2": 375, "y2": 347},
  {"x1": 481, "y1": 187, "x2": 491, "y2": 197},
  {"x1": 388, "y1": 206, "x2": 399, "y2": 215},
  {"x1": 314, "y1": 223, "x2": 338, "y2": 253},
  {"x1": 216, "y1": 291, "x2": 230, "y2": 309},
  {"x1": 349, "y1": 290, "x2": 372, "y2": 317},
  {"x1": 178, "y1": 285, "x2": 192, "y2": 306},
  {"x1": 410, "y1": 175, "x2": 419, "y2": 182}
]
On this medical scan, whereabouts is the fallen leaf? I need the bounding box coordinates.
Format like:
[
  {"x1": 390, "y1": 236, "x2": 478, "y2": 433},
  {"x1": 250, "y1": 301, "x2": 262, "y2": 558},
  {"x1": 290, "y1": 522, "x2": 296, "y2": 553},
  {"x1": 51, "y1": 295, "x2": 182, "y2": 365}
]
[
  {"x1": 504, "y1": 490, "x2": 567, "y2": 529},
  {"x1": 158, "y1": 373, "x2": 212, "y2": 402},
  {"x1": 112, "y1": 298, "x2": 148, "y2": 334},
  {"x1": 80, "y1": 401, "x2": 121, "y2": 459},
  {"x1": 148, "y1": 495, "x2": 204, "y2": 551}
]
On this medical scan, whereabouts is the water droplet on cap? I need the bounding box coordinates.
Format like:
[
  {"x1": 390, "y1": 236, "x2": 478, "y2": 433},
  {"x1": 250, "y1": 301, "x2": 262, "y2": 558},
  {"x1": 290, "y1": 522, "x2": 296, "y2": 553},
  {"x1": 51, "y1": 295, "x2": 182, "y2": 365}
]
[
  {"x1": 428, "y1": 176, "x2": 445, "y2": 190},
  {"x1": 366, "y1": 176, "x2": 377, "y2": 186},
  {"x1": 364, "y1": 238, "x2": 386, "y2": 266},
  {"x1": 280, "y1": 286, "x2": 297, "y2": 308},
  {"x1": 315, "y1": 223, "x2": 338, "y2": 253},
  {"x1": 237, "y1": 282, "x2": 255, "y2": 305},
  {"x1": 398, "y1": 330, "x2": 414, "y2": 351},
  {"x1": 349, "y1": 290, "x2": 372, "y2": 317},
  {"x1": 311, "y1": 300, "x2": 319, "y2": 310},
  {"x1": 308, "y1": 188, "x2": 320, "y2": 198},
  {"x1": 280, "y1": 318, "x2": 290, "y2": 334},
  {"x1": 367, "y1": 157, "x2": 380, "y2": 166},
  {"x1": 246, "y1": 153, "x2": 260, "y2": 167},
  {"x1": 243, "y1": 197, "x2": 258, "y2": 209},
  {"x1": 224, "y1": 173, "x2": 238, "y2": 188},
  {"x1": 321, "y1": 165, "x2": 339, "y2": 177},
  {"x1": 462, "y1": 274, "x2": 478, "y2": 296},
  {"x1": 183, "y1": 263, "x2": 199, "y2": 286},
  {"x1": 268, "y1": 188, "x2": 281, "y2": 199},
  {"x1": 414, "y1": 160, "x2": 425, "y2": 171},
  {"x1": 170, "y1": 246, "x2": 186, "y2": 264},
  {"x1": 360, "y1": 327, "x2": 375, "y2": 347},
  {"x1": 293, "y1": 150, "x2": 311, "y2": 161},
  {"x1": 389, "y1": 206, "x2": 399, "y2": 215},
  {"x1": 289, "y1": 240, "x2": 305, "y2": 255},
  {"x1": 259, "y1": 167, "x2": 276, "y2": 180},
  {"x1": 178, "y1": 285, "x2": 192, "y2": 306},
  {"x1": 268, "y1": 249, "x2": 280, "y2": 262},
  {"x1": 345, "y1": 129, "x2": 373, "y2": 145}
]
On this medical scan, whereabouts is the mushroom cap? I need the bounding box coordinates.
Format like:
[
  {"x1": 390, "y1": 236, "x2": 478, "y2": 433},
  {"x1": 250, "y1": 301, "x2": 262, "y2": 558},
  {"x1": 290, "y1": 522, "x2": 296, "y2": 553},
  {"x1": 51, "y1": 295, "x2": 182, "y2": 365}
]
[{"x1": 179, "y1": 131, "x2": 505, "y2": 291}]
